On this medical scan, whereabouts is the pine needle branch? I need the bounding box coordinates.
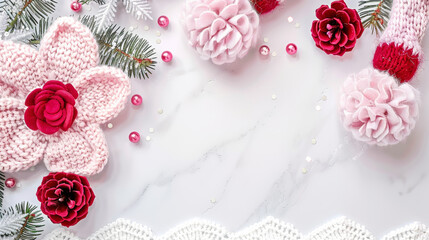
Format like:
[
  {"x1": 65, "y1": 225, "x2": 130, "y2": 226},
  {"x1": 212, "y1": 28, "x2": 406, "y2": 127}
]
[
  {"x1": 0, "y1": 211, "x2": 27, "y2": 236},
  {"x1": 358, "y1": 0, "x2": 393, "y2": 35},
  {"x1": 0, "y1": 172, "x2": 4, "y2": 208},
  {"x1": 81, "y1": 15, "x2": 156, "y2": 79},
  {"x1": 122, "y1": 0, "x2": 152, "y2": 20},
  {"x1": 95, "y1": 0, "x2": 117, "y2": 33},
  {"x1": 0, "y1": 202, "x2": 44, "y2": 240},
  {"x1": 0, "y1": 0, "x2": 57, "y2": 33}
]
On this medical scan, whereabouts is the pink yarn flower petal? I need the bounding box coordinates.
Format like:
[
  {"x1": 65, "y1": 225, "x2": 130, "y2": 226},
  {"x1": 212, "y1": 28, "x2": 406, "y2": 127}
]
[
  {"x1": 0, "y1": 41, "x2": 44, "y2": 99},
  {"x1": 185, "y1": 0, "x2": 259, "y2": 65},
  {"x1": 73, "y1": 66, "x2": 131, "y2": 124},
  {"x1": 38, "y1": 17, "x2": 99, "y2": 84},
  {"x1": 44, "y1": 123, "x2": 108, "y2": 176},
  {"x1": 0, "y1": 98, "x2": 47, "y2": 172},
  {"x1": 340, "y1": 68, "x2": 419, "y2": 146}
]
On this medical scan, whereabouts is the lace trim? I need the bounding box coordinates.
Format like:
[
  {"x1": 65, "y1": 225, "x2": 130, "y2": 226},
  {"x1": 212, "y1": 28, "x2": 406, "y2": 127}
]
[{"x1": 43, "y1": 217, "x2": 429, "y2": 240}]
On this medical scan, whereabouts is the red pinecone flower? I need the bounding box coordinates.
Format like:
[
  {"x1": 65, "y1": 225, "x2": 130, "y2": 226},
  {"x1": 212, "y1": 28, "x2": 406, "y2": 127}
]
[
  {"x1": 311, "y1": 0, "x2": 364, "y2": 56},
  {"x1": 36, "y1": 172, "x2": 95, "y2": 227},
  {"x1": 250, "y1": 0, "x2": 280, "y2": 14}
]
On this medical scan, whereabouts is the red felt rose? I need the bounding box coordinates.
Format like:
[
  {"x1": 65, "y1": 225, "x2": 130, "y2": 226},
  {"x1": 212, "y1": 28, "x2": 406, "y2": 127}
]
[
  {"x1": 311, "y1": 0, "x2": 363, "y2": 56},
  {"x1": 36, "y1": 172, "x2": 95, "y2": 227},
  {"x1": 24, "y1": 80, "x2": 78, "y2": 135},
  {"x1": 250, "y1": 0, "x2": 280, "y2": 14}
]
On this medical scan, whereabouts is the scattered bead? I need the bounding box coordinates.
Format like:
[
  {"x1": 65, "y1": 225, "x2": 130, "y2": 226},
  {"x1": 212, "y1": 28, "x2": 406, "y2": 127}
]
[
  {"x1": 322, "y1": 95, "x2": 328, "y2": 101},
  {"x1": 295, "y1": 23, "x2": 300, "y2": 28},
  {"x1": 158, "y1": 15, "x2": 170, "y2": 28},
  {"x1": 161, "y1": 51, "x2": 173, "y2": 62},
  {"x1": 271, "y1": 51, "x2": 277, "y2": 57},
  {"x1": 158, "y1": 109, "x2": 164, "y2": 114},
  {"x1": 315, "y1": 105, "x2": 321, "y2": 111},
  {"x1": 5, "y1": 178, "x2": 16, "y2": 188},
  {"x1": 149, "y1": 128, "x2": 154, "y2": 133},
  {"x1": 288, "y1": 16, "x2": 294, "y2": 23},
  {"x1": 16, "y1": 183, "x2": 22, "y2": 188},
  {"x1": 131, "y1": 94, "x2": 143, "y2": 106},
  {"x1": 302, "y1": 168, "x2": 308, "y2": 174},
  {"x1": 306, "y1": 156, "x2": 312, "y2": 162},
  {"x1": 272, "y1": 94, "x2": 277, "y2": 100},
  {"x1": 311, "y1": 138, "x2": 317, "y2": 145},
  {"x1": 129, "y1": 26, "x2": 135, "y2": 31},
  {"x1": 263, "y1": 37, "x2": 269, "y2": 43},
  {"x1": 259, "y1": 45, "x2": 270, "y2": 56},
  {"x1": 70, "y1": 1, "x2": 82, "y2": 12},
  {"x1": 129, "y1": 132, "x2": 140, "y2": 143},
  {"x1": 143, "y1": 25, "x2": 150, "y2": 31},
  {"x1": 146, "y1": 136, "x2": 151, "y2": 141},
  {"x1": 156, "y1": 31, "x2": 161, "y2": 37},
  {"x1": 156, "y1": 39, "x2": 161, "y2": 44},
  {"x1": 210, "y1": 198, "x2": 217, "y2": 203},
  {"x1": 286, "y1": 43, "x2": 298, "y2": 55},
  {"x1": 107, "y1": 123, "x2": 113, "y2": 128}
]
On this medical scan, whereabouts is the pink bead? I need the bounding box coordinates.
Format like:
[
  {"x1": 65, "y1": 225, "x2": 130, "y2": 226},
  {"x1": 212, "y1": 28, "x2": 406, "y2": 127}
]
[
  {"x1": 5, "y1": 178, "x2": 16, "y2": 188},
  {"x1": 131, "y1": 94, "x2": 143, "y2": 106},
  {"x1": 286, "y1": 43, "x2": 298, "y2": 55},
  {"x1": 129, "y1": 132, "x2": 140, "y2": 143},
  {"x1": 158, "y1": 16, "x2": 169, "y2": 28},
  {"x1": 161, "y1": 51, "x2": 173, "y2": 62},
  {"x1": 71, "y1": 1, "x2": 82, "y2": 12},
  {"x1": 259, "y1": 45, "x2": 270, "y2": 56}
]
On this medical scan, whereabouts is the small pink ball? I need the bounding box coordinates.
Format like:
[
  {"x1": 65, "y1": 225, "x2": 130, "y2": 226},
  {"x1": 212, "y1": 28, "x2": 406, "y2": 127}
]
[
  {"x1": 158, "y1": 16, "x2": 169, "y2": 28},
  {"x1": 131, "y1": 94, "x2": 143, "y2": 106},
  {"x1": 5, "y1": 177, "x2": 16, "y2": 188},
  {"x1": 259, "y1": 45, "x2": 270, "y2": 56},
  {"x1": 286, "y1": 43, "x2": 298, "y2": 55},
  {"x1": 161, "y1": 51, "x2": 173, "y2": 62},
  {"x1": 129, "y1": 132, "x2": 140, "y2": 143},
  {"x1": 71, "y1": 1, "x2": 82, "y2": 12}
]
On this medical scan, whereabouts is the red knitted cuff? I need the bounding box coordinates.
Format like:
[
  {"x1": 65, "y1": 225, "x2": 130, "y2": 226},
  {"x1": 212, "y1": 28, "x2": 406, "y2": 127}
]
[{"x1": 373, "y1": 42, "x2": 420, "y2": 83}]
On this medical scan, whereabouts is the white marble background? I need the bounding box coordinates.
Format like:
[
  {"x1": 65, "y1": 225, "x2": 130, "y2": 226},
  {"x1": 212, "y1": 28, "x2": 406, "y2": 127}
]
[{"x1": 4, "y1": 0, "x2": 429, "y2": 238}]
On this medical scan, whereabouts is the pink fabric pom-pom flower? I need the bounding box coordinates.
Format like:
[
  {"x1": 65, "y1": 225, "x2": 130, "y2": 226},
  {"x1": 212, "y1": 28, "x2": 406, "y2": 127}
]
[
  {"x1": 184, "y1": 0, "x2": 260, "y2": 65},
  {"x1": 340, "y1": 68, "x2": 419, "y2": 146}
]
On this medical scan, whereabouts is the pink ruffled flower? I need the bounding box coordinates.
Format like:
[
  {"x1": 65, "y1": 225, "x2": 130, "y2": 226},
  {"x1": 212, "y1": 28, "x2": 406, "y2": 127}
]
[
  {"x1": 184, "y1": 0, "x2": 260, "y2": 65},
  {"x1": 340, "y1": 68, "x2": 419, "y2": 146},
  {"x1": 0, "y1": 17, "x2": 130, "y2": 175}
]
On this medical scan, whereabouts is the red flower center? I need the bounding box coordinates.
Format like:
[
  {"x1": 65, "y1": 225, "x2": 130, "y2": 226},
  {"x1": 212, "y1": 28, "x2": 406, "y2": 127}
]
[{"x1": 24, "y1": 80, "x2": 79, "y2": 135}]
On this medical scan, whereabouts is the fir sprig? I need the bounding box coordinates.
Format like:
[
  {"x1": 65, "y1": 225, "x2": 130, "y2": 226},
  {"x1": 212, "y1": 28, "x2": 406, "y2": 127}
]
[
  {"x1": 0, "y1": 172, "x2": 4, "y2": 208},
  {"x1": 0, "y1": 0, "x2": 57, "y2": 33},
  {"x1": 80, "y1": 0, "x2": 105, "y2": 5},
  {"x1": 0, "y1": 202, "x2": 44, "y2": 240},
  {"x1": 82, "y1": 16, "x2": 156, "y2": 79},
  {"x1": 358, "y1": 0, "x2": 393, "y2": 35}
]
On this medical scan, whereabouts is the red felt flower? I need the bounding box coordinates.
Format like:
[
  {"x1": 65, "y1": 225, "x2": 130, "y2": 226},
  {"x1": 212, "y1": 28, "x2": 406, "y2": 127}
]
[
  {"x1": 311, "y1": 0, "x2": 363, "y2": 56},
  {"x1": 36, "y1": 172, "x2": 95, "y2": 227},
  {"x1": 24, "y1": 80, "x2": 78, "y2": 135},
  {"x1": 250, "y1": 0, "x2": 280, "y2": 14}
]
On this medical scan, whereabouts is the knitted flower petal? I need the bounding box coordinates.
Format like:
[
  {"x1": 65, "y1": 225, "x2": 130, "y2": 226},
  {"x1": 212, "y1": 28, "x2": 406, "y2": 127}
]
[
  {"x1": 44, "y1": 123, "x2": 108, "y2": 175},
  {"x1": 73, "y1": 66, "x2": 131, "y2": 124},
  {"x1": 0, "y1": 98, "x2": 47, "y2": 172},
  {"x1": 38, "y1": 17, "x2": 99, "y2": 84},
  {"x1": 0, "y1": 41, "x2": 44, "y2": 99}
]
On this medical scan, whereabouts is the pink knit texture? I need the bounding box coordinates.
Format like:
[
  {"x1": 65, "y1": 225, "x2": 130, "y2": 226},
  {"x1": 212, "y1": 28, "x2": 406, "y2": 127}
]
[
  {"x1": 0, "y1": 17, "x2": 131, "y2": 175},
  {"x1": 340, "y1": 68, "x2": 419, "y2": 146},
  {"x1": 378, "y1": 0, "x2": 429, "y2": 57},
  {"x1": 184, "y1": 0, "x2": 260, "y2": 65}
]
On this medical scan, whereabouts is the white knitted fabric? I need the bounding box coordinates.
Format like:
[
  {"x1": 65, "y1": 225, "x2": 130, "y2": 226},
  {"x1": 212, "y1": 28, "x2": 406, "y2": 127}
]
[
  {"x1": 379, "y1": 0, "x2": 429, "y2": 55},
  {"x1": 42, "y1": 217, "x2": 428, "y2": 240}
]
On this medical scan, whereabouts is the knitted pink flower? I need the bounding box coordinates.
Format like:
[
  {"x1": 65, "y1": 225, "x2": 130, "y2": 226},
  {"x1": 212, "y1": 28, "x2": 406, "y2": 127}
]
[
  {"x1": 340, "y1": 68, "x2": 419, "y2": 146},
  {"x1": 0, "y1": 17, "x2": 130, "y2": 175},
  {"x1": 184, "y1": 0, "x2": 260, "y2": 65}
]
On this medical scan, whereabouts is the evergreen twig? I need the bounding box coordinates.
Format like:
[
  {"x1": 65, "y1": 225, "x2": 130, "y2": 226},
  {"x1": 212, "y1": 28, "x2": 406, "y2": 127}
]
[
  {"x1": 80, "y1": 0, "x2": 105, "y2": 5},
  {"x1": 0, "y1": 202, "x2": 44, "y2": 240},
  {"x1": 0, "y1": 0, "x2": 56, "y2": 33},
  {"x1": 358, "y1": 0, "x2": 393, "y2": 35},
  {"x1": 82, "y1": 16, "x2": 156, "y2": 79}
]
